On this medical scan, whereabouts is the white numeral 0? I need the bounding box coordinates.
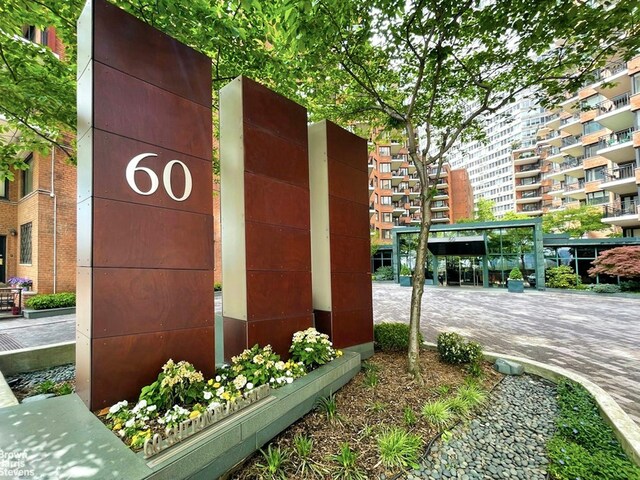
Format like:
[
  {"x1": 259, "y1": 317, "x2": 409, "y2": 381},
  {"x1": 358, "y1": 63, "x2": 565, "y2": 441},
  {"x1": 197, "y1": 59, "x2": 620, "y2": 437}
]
[{"x1": 126, "y1": 153, "x2": 193, "y2": 202}]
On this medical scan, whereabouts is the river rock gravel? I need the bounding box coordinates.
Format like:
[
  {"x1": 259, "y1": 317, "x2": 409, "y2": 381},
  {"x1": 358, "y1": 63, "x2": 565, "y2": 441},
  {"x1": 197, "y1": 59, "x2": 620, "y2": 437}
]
[
  {"x1": 6, "y1": 363, "x2": 75, "y2": 391},
  {"x1": 410, "y1": 374, "x2": 557, "y2": 480}
]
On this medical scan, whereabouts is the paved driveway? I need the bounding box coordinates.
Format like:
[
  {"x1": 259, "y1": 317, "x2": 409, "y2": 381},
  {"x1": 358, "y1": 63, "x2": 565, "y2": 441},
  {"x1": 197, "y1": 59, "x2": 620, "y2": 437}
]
[{"x1": 373, "y1": 282, "x2": 640, "y2": 425}]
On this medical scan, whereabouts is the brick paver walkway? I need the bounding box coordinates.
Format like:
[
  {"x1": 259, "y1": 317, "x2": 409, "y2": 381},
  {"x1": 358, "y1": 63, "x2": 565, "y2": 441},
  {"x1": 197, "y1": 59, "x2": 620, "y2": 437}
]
[{"x1": 373, "y1": 282, "x2": 640, "y2": 425}]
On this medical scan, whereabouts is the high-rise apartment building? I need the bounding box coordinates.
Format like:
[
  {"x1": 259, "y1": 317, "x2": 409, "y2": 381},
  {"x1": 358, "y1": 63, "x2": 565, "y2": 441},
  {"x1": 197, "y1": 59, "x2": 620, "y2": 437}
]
[
  {"x1": 516, "y1": 56, "x2": 640, "y2": 237},
  {"x1": 368, "y1": 142, "x2": 473, "y2": 244},
  {"x1": 448, "y1": 91, "x2": 548, "y2": 217}
]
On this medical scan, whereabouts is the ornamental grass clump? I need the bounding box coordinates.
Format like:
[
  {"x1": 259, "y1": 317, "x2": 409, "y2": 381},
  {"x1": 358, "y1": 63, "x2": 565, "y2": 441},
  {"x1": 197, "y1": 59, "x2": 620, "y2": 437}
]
[
  {"x1": 290, "y1": 327, "x2": 340, "y2": 369},
  {"x1": 376, "y1": 427, "x2": 423, "y2": 470},
  {"x1": 421, "y1": 399, "x2": 453, "y2": 430}
]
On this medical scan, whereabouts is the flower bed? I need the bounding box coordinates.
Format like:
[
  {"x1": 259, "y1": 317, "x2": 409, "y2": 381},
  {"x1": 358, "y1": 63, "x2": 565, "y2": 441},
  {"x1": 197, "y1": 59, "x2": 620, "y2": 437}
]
[{"x1": 99, "y1": 327, "x2": 342, "y2": 452}]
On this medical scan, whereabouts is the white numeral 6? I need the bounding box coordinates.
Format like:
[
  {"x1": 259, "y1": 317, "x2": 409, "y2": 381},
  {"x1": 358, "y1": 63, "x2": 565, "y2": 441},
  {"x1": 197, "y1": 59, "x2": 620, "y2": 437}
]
[{"x1": 125, "y1": 153, "x2": 193, "y2": 202}]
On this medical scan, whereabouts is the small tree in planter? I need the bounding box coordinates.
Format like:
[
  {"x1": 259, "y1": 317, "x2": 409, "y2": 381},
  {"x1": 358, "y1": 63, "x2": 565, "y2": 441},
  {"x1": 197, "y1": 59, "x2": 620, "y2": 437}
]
[
  {"x1": 507, "y1": 267, "x2": 524, "y2": 293},
  {"x1": 399, "y1": 264, "x2": 412, "y2": 287}
]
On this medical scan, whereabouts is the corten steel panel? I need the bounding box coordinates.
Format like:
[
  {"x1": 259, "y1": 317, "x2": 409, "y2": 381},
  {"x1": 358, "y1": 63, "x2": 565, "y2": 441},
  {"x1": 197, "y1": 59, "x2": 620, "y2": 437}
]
[
  {"x1": 330, "y1": 310, "x2": 374, "y2": 349},
  {"x1": 223, "y1": 317, "x2": 248, "y2": 361},
  {"x1": 313, "y1": 310, "x2": 332, "y2": 341},
  {"x1": 248, "y1": 316, "x2": 313, "y2": 359},
  {"x1": 245, "y1": 222, "x2": 311, "y2": 271},
  {"x1": 91, "y1": 327, "x2": 215, "y2": 408},
  {"x1": 330, "y1": 272, "x2": 374, "y2": 312},
  {"x1": 326, "y1": 121, "x2": 369, "y2": 173},
  {"x1": 92, "y1": 269, "x2": 214, "y2": 338},
  {"x1": 92, "y1": 198, "x2": 214, "y2": 269},
  {"x1": 328, "y1": 161, "x2": 370, "y2": 205},
  {"x1": 244, "y1": 173, "x2": 311, "y2": 230},
  {"x1": 246, "y1": 271, "x2": 313, "y2": 321},
  {"x1": 244, "y1": 125, "x2": 309, "y2": 187},
  {"x1": 328, "y1": 196, "x2": 371, "y2": 239},
  {"x1": 330, "y1": 236, "x2": 371, "y2": 273},
  {"x1": 242, "y1": 77, "x2": 308, "y2": 147},
  {"x1": 92, "y1": 0, "x2": 210, "y2": 107},
  {"x1": 92, "y1": 130, "x2": 212, "y2": 213},
  {"x1": 93, "y1": 62, "x2": 212, "y2": 160}
]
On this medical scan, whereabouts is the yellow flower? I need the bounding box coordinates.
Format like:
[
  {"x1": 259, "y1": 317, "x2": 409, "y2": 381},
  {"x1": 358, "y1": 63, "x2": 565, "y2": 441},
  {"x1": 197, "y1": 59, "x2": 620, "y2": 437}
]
[
  {"x1": 213, "y1": 382, "x2": 221, "y2": 388},
  {"x1": 336, "y1": 350, "x2": 343, "y2": 357},
  {"x1": 221, "y1": 391, "x2": 231, "y2": 401},
  {"x1": 207, "y1": 379, "x2": 213, "y2": 386},
  {"x1": 189, "y1": 410, "x2": 201, "y2": 420},
  {"x1": 113, "y1": 423, "x2": 122, "y2": 431}
]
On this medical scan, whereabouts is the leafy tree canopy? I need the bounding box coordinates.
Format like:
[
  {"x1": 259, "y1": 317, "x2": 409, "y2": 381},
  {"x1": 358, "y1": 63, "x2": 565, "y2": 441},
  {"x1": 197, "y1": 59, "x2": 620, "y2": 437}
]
[
  {"x1": 588, "y1": 246, "x2": 640, "y2": 278},
  {"x1": 457, "y1": 197, "x2": 496, "y2": 223},
  {"x1": 542, "y1": 205, "x2": 609, "y2": 238}
]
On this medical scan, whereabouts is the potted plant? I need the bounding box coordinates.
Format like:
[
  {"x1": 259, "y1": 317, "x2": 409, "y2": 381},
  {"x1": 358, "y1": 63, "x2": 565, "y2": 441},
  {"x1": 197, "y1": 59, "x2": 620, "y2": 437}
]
[
  {"x1": 507, "y1": 267, "x2": 524, "y2": 293},
  {"x1": 399, "y1": 264, "x2": 412, "y2": 287}
]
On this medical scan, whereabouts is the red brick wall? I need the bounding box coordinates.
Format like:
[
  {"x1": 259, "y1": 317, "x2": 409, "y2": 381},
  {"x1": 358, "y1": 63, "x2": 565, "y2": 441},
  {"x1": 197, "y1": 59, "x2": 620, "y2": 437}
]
[{"x1": 449, "y1": 169, "x2": 473, "y2": 222}]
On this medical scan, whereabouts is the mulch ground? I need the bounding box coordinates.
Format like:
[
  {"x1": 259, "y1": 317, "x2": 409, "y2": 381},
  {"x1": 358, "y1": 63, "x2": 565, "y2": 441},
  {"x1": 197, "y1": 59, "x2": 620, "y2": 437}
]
[{"x1": 231, "y1": 349, "x2": 503, "y2": 479}]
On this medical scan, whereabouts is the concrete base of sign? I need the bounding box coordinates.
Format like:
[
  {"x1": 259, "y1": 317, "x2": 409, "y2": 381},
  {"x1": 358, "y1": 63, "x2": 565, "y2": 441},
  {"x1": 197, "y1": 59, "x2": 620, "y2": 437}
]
[
  {"x1": 0, "y1": 351, "x2": 361, "y2": 479},
  {"x1": 22, "y1": 307, "x2": 76, "y2": 319}
]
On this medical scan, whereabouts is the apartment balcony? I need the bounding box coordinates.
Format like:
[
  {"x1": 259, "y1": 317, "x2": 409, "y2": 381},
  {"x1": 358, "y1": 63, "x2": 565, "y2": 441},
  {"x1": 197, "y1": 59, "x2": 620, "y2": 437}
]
[
  {"x1": 599, "y1": 164, "x2": 638, "y2": 195},
  {"x1": 562, "y1": 179, "x2": 586, "y2": 200},
  {"x1": 543, "y1": 113, "x2": 561, "y2": 130},
  {"x1": 547, "y1": 183, "x2": 564, "y2": 197},
  {"x1": 601, "y1": 199, "x2": 640, "y2": 228},
  {"x1": 594, "y1": 92, "x2": 633, "y2": 131},
  {"x1": 407, "y1": 163, "x2": 417, "y2": 174},
  {"x1": 369, "y1": 183, "x2": 375, "y2": 193},
  {"x1": 593, "y1": 60, "x2": 630, "y2": 98},
  {"x1": 368, "y1": 159, "x2": 375, "y2": 174},
  {"x1": 390, "y1": 141, "x2": 402, "y2": 155},
  {"x1": 559, "y1": 113, "x2": 582, "y2": 136},
  {"x1": 514, "y1": 163, "x2": 541, "y2": 179},
  {"x1": 516, "y1": 190, "x2": 543, "y2": 204},
  {"x1": 515, "y1": 177, "x2": 541, "y2": 191},
  {"x1": 434, "y1": 179, "x2": 448, "y2": 189},
  {"x1": 391, "y1": 154, "x2": 406, "y2": 169},
  {"x1": 433, "y1": 190, "x2": 449, "y2": 200},
  {"x1": 431, "y1": 200, "x2": 449, "y2": 211},
  {"x1": 513, "y1": 151, "x2": 541, "y2": 166},
  {"x1": 512, "y1": 140, "x2": 538, "y2": 153},
  {"x1": 391, "y1": 188, "x2": 405, "y2": 201},
  {"x1": 428, "y1": 168, "x2": 447, "y2": 178},
  {"x1": 392, "y1": 204, "x2": 406, "y2": 216},
  {"x1": 547, "y1": 156, "x2": 585, "y2": 180},
  {"x1": 431, "y1": 214, "x2": 450, "y2": 223},
  {"x1": 369, "y1": 202, "x2": 375, "y2": 215},
  {"x1": 596, "y1": 127, "x2": 635, "y2": 163},
  {"x1": 542, "y1": 130, "x2": 563, "y2": 148},
  {"x1": 559, "y1": 135, "x2": 583, "y2": 156},
  {"x1": 408, "y1": 188, "x2": 420, "y2": 199},
  {"x1": 408, "y1": 176, "x2": 420, "y2": 187},
  {"x1": 391, "y1": 170, "x2": 406, "y2": 186},
  {"x1": 517, "y1": 203, "x2": 543, "y2": 216},
  {"x1": 560, "y1": 94, "x2": 580, "y2": 114},
  {"x1": 545, "y1": 146, "x2": 565, "y2": 163}
]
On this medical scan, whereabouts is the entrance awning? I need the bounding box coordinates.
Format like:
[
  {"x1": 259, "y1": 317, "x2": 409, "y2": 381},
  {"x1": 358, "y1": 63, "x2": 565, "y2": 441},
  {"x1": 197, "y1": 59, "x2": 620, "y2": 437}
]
[{"x1": 427, "y1": 235, "x2": 486, "y2": 256}]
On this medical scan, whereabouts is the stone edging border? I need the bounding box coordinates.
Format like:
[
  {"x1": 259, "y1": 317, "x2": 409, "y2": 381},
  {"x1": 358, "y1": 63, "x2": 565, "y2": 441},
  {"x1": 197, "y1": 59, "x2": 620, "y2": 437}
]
[{"x1": 423, "y1": 342, "x2": 640, "y2": 467}]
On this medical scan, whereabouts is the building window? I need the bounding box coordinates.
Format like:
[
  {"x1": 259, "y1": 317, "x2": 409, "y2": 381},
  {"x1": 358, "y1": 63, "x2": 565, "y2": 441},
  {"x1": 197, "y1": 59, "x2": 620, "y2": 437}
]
[
  {"x1": 380, "y1": 196, "x2": 392, "y2": 205},
  {"x1": 20, "y1": 222, "x2": 32, "y2": 264},
  {"x1": 381, "y1": 230, "x2": 392, "y2": 239},
  {"x1": 379, "y1": 163, "x2": 391, "y2": 173},
  {"x1": 380, "y1": 179, "x2": 391, "y2": 189},
  {"x1": 633, "y1": 74, "x2": 640, "y2": 95},
  {"x1": 22, "y1": 25, "x2": 36, "y2": 42},
  {"x1": 383, "y1": 212, "x2": 392, "y2": 222},
  {"x1": 583, "y1": 120, "x2": 602, "y2": 135},
  {"x1": 586, "y1": 191, "x2": 607, "y2": 205},
  {"x1": 22, "y1": 154, "x2": 33, "y2": 197},
  {"x1": 585, "y1": 166, "x2": 606, "y2": 182},
  {"x1": 378, "y1": 146, "x2": 390, "y2": 156},
  {"x1": 41, "y1": 27, "x2": 49, "y2": 46},
  {"x1": 0, "y1": 179, "x2": 7, "y2": 199}
]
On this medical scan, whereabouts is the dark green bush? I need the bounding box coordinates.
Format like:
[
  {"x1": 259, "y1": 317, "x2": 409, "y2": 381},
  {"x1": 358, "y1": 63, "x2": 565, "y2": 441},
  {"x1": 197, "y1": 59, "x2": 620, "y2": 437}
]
[
  {"x1": 508, "y1": 267, "x2": 523, "y2": 280},
  {"x1": 214, "y1": 282, "x2": 222, "y2": 291},
  {"x1": 589, "y1": 284, "x2": 621, "y2": 294},
  {"x1": 547, "y1": 380, "x2": 640, "y2": 480},
  {"x1": 437, "y1": 333, "x2": 484, "y2": 376},
  {"x1": 546, "y1": 266, "x2": 581, "y2": 289},
  {"x1": 374, "y1": 323, "x2": 422, "y2": 351},
  {"x1": 374, "y1": 266, "x2": 394, "y2": 281},
  {"x1": 25, "y1": 293, "x2": 76, "y2": 310},
  {"x1": 620, "y1": 280, "x2": 640, "y2": 292}
]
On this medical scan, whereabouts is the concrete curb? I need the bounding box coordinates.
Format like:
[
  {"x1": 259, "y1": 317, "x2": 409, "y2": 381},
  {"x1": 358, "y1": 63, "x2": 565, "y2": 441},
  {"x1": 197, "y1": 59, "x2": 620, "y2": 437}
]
[
  {"x1": 423, "y1": 342, "x2": 640, "y2": 466},
  {"x1": 0, "y1": 341, "x2": 75, "y2": 376},
  {"x1": 0, "y1": 369, "x2": 18, "y2": 408},
  {"x1": 23, "y1": 307, "x2": 76, "y2": 319}
]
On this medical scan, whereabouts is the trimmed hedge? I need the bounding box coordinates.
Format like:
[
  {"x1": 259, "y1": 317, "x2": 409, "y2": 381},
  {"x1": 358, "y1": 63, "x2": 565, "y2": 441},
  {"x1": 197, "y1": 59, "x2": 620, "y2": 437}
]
[
  {"x1": 25, "y1": 293, "x2": 76, "y2": 310},
  {"x1": 374, "y1": 323, "x2": 422, "y2": 351}
]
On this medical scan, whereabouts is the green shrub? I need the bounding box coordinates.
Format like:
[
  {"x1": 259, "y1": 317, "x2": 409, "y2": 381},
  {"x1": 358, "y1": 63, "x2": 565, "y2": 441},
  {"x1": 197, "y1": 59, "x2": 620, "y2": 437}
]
[
  {"x1": 374, "y1": 323, "x2": 422, "y2": 351},
  {"x1": 620, "y1": 280, "x2": 640, "y2": 292},
  {"x1": 546, "y1": 266, "x2": 581, "y2": 289},
  {"x1": 25, "y1": 292, "x2": 76, "y2": 310},
  {"x1": 436, "y1": 332, "x2": 483, "y2": 366},
  {"x1": 213, "y1": 282, "x2": 222, "y2": 291},
  {"x1": 374, "y1": 266, "x2": 394, "y2": 280},
  {"x1": 589, "y1": 283, "x2": 621, "y2": 294},
  {"x1": 547, "y1": 380, "x2": 640, "y2": 480},
  {"x1": 508, "y1": 267, "x2": 523, "y2": 280},
  {"x1": 399, "y1": 264, "x2": 412, "y2": 276}
]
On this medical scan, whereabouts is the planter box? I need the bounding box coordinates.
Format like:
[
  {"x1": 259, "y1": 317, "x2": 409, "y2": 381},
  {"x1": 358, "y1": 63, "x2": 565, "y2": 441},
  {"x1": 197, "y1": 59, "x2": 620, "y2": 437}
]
[
  {"x1": 508, "y1": 279, "x2": 524, "y2": 293},
  {"x1": 399, "y1": 276, "x2": 411, "y2": 287},
  {"x1": 23, "y1": 306, "x2": 76, "y2": 319}
]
